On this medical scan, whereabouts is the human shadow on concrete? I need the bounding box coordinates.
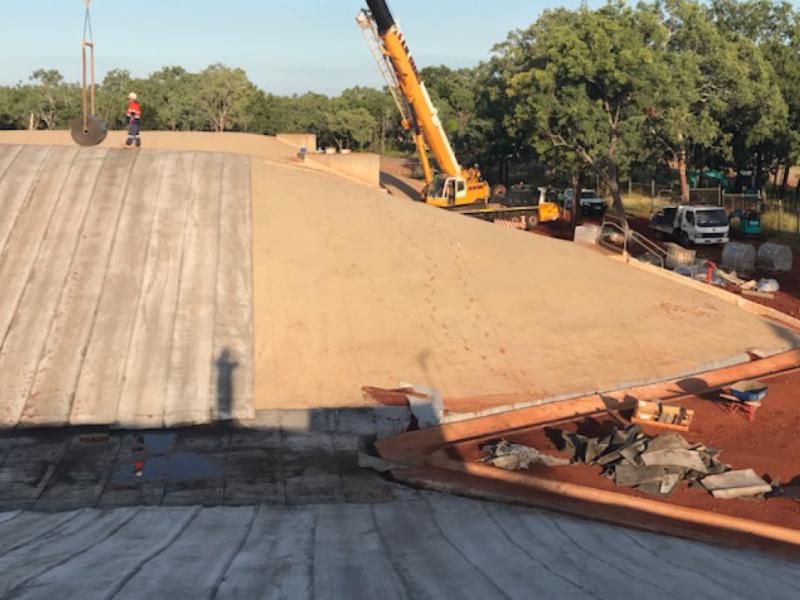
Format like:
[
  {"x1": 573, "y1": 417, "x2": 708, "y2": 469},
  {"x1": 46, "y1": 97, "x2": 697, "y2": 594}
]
[{"x1": 215, "y1": 348, "x2": 239, "y2": 421}]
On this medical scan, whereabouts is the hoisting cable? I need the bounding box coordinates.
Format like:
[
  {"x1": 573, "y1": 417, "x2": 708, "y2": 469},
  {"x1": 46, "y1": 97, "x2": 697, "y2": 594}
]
[
  {"x1": 71, "y1": 0, "x2": 108, "y2": 146},
  {"x1": 82, "y1": 0, "x2": 94, "y2": 131}
]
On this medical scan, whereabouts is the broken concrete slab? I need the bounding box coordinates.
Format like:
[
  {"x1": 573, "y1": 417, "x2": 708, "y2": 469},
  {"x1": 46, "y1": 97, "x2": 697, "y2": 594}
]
[
  {"x1": 701, "y1": 469, "x2": 773, "y2": 499},
  {"x1": 613, "y1": 464, "x2": 682, "y2": 487},
  {"x1": 647, "y1": 432, "x2": 692, "y2": 452},
  {"x1": 640, "y1": 449, "x2": 709, "y2": 473}
]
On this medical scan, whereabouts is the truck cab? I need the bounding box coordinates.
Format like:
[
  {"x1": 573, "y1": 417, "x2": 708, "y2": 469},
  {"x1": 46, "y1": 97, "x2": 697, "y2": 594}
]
[{"x1": 649, "y1": 205, "x2": 730, "y2": 246}]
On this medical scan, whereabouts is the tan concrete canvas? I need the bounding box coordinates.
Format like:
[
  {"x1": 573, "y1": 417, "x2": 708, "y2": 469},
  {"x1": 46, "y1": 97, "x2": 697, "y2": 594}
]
[{"x1": 0, "y1": 131, "x2": 798, "y2": 427}]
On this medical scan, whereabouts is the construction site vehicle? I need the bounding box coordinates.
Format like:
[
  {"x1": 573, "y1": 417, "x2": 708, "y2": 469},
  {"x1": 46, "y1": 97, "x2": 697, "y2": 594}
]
[
  {"x1": 356, "y1": 0, "x2": 560, "y2": 227},
  {"x1": 729, "y1": 209, "x2": 761, "y2": 238},
  {"x1": 688, "y1": 169, "x2": 729, "y2": 192},
  {"x1": 356, "y1": 0, "x2": 486, "y2": 207},
  {"x1": 562, "y1": 188, "x2": 607, "y2": 217},
  {"x1": 457, "y1": 187, "x2": 560, "y2": 230},
  {"x1": 649, "y1": 205, "x2": 730, "y2": 246}
]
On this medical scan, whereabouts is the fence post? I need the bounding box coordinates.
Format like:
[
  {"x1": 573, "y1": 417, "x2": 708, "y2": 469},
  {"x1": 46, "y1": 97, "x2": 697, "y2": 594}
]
[
  {"x1": 651, "y1": 180, "x2": 656, "y2": 198},
  {"x1": 717, "y1": 185, "x2": 722, "y2": 206},
  {"x1": 796, "y1": 198, "x2": 800, "y2": 235},
  {"x1": 628, "y1": 180, "x2": 632, "y2": 196}
]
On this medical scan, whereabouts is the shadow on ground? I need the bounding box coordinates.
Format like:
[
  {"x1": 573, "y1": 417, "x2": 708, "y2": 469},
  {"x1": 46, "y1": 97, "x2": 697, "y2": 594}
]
[{"x1": 0, "y1": 404, "x2": 426, "y2": 512}]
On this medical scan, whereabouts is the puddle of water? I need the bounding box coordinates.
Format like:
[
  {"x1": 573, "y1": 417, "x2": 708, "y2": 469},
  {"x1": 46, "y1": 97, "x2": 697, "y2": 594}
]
[
  {"x1": 142, "y1": 432, "x2": 176, "y2": 455},
  {"x1": 111, "y1": 451, "x2": 224, "y2": 484}
]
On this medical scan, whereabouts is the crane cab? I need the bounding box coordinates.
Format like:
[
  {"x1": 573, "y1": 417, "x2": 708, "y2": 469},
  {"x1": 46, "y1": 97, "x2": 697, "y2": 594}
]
[
  {"x1": 426, "y1": 174, "x2": 490, "y2": 208},
  {"x1": 428, "y1": 175, "x2": 466, "y2": 206}
]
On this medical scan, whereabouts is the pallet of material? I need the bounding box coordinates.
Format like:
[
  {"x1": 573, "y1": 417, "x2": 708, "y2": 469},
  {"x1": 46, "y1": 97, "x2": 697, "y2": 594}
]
[{"x1": 631, "y1": 400, "x2": 694, "y2": 432}]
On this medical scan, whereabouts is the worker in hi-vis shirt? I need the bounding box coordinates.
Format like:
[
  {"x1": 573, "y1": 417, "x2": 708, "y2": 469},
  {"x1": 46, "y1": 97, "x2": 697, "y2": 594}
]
[{"x1": 125, "y1": 92, "x2": 142, "y2": 148}]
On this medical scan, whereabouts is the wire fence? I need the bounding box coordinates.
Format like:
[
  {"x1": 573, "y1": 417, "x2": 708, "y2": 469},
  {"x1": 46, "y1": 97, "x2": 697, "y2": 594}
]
[{"x1": 622, "y1": 180, "x2": 800, "y2": 235}]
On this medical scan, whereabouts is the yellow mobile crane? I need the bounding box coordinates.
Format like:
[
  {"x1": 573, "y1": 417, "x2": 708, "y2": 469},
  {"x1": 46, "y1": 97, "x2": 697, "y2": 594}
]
[
  {"x1": 356, "y1": 0, "x2": 489, "y2": 208},
  {"x1": 356, "y1": 1, "x2": 560, "y2": 228}
]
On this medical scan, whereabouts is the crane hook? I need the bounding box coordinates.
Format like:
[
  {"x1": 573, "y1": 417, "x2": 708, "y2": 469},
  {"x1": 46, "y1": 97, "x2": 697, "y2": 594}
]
[{"x1": 71, "y1": 0, "x2": 107, "y2": 146}]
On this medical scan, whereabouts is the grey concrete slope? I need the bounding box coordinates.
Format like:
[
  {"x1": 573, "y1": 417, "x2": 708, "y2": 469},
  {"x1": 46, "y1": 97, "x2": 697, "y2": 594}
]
[
  {"x1": 0, "y1": 144, "x2": 253, "y2": 429},
  {"x1": 0, "y1": 494, "x2": 797, "y2": 600}
]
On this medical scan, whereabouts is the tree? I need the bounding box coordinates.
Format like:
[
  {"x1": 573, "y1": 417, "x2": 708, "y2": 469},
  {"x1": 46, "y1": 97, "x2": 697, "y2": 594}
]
[
  {"x1": 494, "y1": 4, "x2": 670, "y2": 216},
  {"x1": 642, "y1": 0, "x2": 736, "y2": 202},
  {"x1": 336, "y1": 86, "x2": 396, "y2": 152},
  {"x1": 0, "y1": 87, "x2": 25, "y2": 130},
  {"x1": 711, "y1": 0, "x2": 799, "y2": 196},
  {"x1": 145, "y1": 66, "x2": 198, "y2": 131},
  {"x1": 196, "y1": 64, "x2": 259, "y2": 132},
  {"x1": 324, "y1": 108, "x2": 377, "y2": 151},
  {"x1": 96, "y1": 69, "x2": 134, "y2": 129},
  {"x1": 28, "y1": 69, "x2": 78, "y2": 130}
]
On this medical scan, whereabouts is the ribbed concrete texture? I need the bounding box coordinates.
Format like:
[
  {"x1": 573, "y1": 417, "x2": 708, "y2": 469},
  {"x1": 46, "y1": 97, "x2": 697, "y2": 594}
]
[
  {"x1": 0, "y1": 494, "x2": 798, "y2": 599},
  {"x1": 1, "y1": 132, "x2": 799, "y2": 422},
  {"x1": 0, "y1": 143, "x2": 253, "y2": 428}
]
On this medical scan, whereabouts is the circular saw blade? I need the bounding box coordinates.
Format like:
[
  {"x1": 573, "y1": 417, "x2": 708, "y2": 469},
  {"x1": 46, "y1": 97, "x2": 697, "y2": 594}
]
[{"x1": 70, "y1": 115, "x2": 108, "y2": 147}]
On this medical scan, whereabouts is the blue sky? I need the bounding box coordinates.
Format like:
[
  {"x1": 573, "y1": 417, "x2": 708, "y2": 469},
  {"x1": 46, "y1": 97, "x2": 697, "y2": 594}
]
[{"x1": 1, "y1": 0, "x2": 601, "y2": 95}]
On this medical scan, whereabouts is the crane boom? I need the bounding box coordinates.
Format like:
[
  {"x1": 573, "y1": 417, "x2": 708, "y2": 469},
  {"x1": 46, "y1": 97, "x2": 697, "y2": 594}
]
[
  {"x1": 363, "y1": 0, "x2": 460, "y2": 177},
  {"x1": 358, "y1": 0, "x2": 490, "y2": 207}
]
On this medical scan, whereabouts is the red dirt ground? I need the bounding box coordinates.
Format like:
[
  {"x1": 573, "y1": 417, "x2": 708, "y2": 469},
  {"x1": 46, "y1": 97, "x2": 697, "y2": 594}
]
[
  {"x1": 448, "y1": 369, "x2": 800, "y2": 529},
  {"x1": 626, "y1": 216, "x2": 800, "y2": 319}
]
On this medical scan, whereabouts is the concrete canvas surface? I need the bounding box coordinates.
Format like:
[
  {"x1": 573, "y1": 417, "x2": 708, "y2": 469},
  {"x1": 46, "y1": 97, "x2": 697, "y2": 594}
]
[{"x1": 1, "y1": 131, "x2": 798, "y2": 426}]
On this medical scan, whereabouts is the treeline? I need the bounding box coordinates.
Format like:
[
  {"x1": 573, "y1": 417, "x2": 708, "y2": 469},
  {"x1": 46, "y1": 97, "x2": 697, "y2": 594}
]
[
  {"x1": 0, "y1": 64, "x2": 408, "y2": 153},
  {"x1": 1, "y1": 0, "x2": 799, "y2": 203}
]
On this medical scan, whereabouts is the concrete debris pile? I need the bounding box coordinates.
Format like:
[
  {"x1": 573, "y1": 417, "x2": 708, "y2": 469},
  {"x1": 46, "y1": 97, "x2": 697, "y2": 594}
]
[
  {"x1": 561, "y1": 425, "x2": 772, "y2": 499},
  {"x1": 481, "y1": 425, "x2": 774, "y2": 501},
  {"x1": 481, "y1": 440, "x2": 571, "y2": 470}
]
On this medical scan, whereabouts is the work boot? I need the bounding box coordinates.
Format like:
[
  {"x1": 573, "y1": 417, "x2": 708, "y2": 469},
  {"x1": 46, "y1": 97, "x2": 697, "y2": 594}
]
[{"x1": 135, "y1": 137, "x2": 141, "y2": 148}]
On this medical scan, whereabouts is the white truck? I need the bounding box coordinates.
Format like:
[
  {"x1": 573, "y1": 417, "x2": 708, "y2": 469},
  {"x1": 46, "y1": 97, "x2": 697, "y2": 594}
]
[
  {"x1": 562, "y1": 188, "x2": 607, "y2": 216},
  {"x1": 649, "y1": 205, "x2": 730, "y2": 246}
]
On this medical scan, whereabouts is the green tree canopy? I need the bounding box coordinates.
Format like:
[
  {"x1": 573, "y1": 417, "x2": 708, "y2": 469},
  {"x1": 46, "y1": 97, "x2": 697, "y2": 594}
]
[
  {"x1": 494, "y1": 3, "x2": 671, "y2": 214},
  {"x1": 195, "y1": 64, "x2": 260, "y2": 132}
]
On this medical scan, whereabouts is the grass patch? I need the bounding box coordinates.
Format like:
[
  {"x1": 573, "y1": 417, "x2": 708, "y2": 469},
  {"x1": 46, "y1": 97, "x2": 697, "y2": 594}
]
[
  {"x1": 760, "y1": 210, "x2": 800, "y2": 240},
  {"x1": 620, "y1": 193, "x2": 671, "y2": 219}
]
